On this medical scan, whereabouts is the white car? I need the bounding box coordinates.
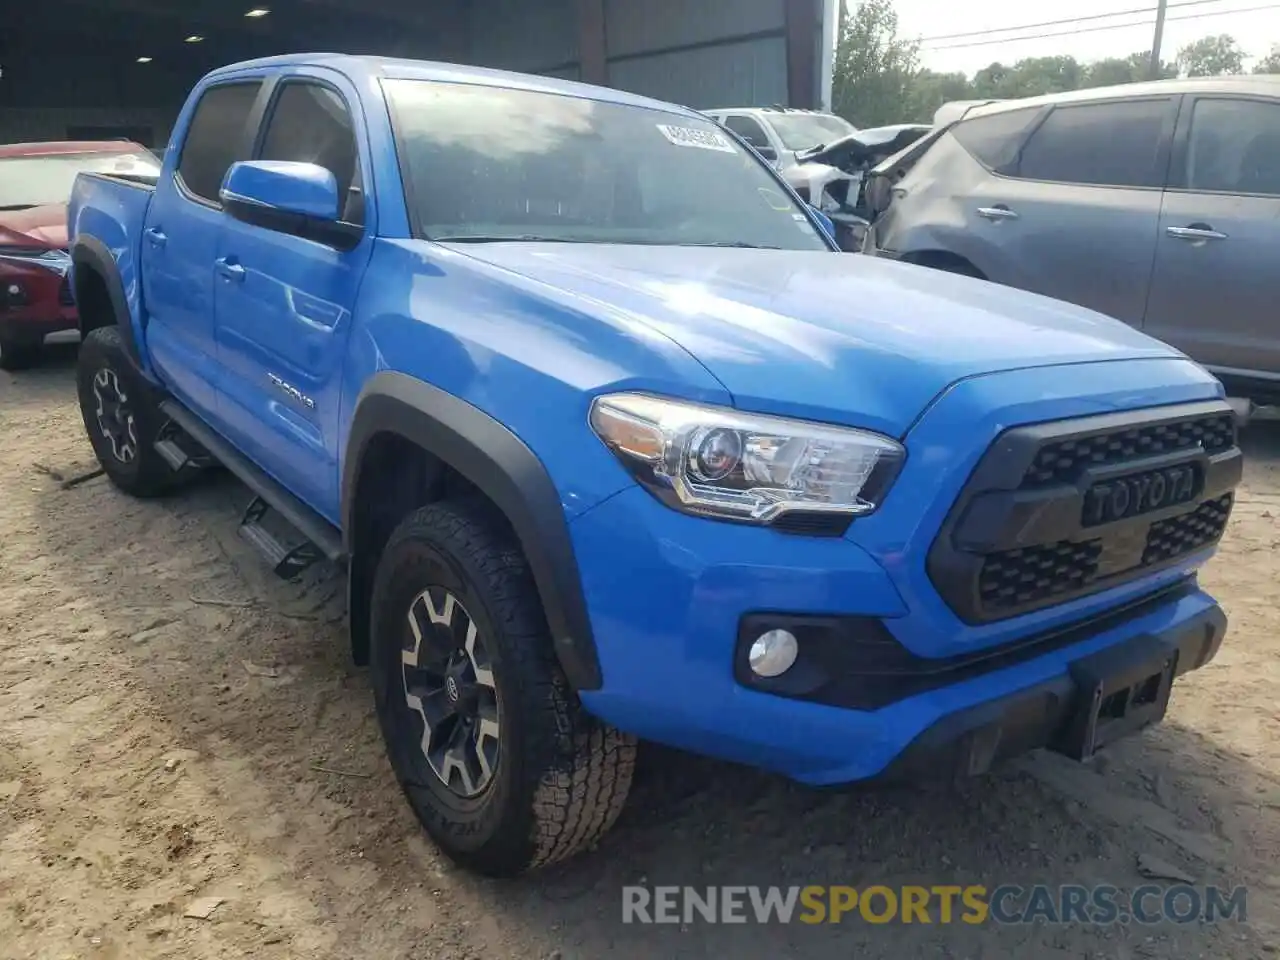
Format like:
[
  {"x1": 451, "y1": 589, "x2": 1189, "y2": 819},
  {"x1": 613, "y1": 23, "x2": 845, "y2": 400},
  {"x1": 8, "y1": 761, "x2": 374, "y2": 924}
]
[{"x1": 701, "y1": 106, "x2": 859, "y2": 171}]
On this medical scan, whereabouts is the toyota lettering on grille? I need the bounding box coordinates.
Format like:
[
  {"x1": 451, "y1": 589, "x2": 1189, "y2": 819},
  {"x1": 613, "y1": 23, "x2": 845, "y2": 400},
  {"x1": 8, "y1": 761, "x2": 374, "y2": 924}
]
[{"x1": 1082, "y1": 464, "x2": 1199, "y2": 527}]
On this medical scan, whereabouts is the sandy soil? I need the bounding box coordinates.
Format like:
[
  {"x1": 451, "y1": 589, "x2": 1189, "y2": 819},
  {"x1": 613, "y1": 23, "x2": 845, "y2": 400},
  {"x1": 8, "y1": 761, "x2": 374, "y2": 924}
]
[{"x1": 1, "y1": 348, "x2": 1278, "y2": 960}]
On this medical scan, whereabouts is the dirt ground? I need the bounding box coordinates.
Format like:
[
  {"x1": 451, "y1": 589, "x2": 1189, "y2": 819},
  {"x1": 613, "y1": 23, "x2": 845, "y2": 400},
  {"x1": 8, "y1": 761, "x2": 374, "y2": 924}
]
[{"x1": 1, "y1": 348, "x2": 1278, "y2": 960}]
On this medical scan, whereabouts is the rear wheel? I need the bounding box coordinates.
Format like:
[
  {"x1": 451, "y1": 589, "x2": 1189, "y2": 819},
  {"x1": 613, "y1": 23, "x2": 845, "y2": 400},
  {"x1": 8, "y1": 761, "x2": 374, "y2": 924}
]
[
  {"x1": 369, "y1": 499, "x2": 636, "y2": 877},
  {"x1": 0, "y1": 338, "x2": 41, "y2": 371},
  {"x1": 76, "y1": 326, "x2": 176, "y2": 498}
]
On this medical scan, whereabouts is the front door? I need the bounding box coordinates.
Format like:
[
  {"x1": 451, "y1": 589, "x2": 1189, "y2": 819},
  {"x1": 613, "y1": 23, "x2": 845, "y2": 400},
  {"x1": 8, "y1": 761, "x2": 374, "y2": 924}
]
[
  {"x1": 212, "y1": 72, "x2": 374, "y2": 519},
  {"x1": 1144, "y1": 94, "x2": 1280, "y2": 382},
  {"x1": 142, "y1": 79, "x2": 263, "y2": 419}
]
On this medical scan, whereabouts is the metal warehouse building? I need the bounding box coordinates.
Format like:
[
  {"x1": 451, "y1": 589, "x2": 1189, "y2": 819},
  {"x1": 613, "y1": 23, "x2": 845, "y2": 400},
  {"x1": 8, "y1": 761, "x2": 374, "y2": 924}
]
[{"x1": 3, "y1": 0, "x2": 838, "y2": 148}]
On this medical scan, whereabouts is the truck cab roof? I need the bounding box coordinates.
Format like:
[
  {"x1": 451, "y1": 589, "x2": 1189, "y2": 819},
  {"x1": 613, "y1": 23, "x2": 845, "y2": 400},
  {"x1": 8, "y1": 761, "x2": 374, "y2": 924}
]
[{"x1": 203, "y1": 53, "x2": 704, "y2": 120}]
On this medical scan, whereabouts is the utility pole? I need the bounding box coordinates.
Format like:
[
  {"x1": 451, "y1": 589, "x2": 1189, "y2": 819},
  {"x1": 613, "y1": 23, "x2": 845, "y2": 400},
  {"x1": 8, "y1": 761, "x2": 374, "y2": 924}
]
[{"x1": 1149, "y1": 0, "x2": 1169, "y2": 79}]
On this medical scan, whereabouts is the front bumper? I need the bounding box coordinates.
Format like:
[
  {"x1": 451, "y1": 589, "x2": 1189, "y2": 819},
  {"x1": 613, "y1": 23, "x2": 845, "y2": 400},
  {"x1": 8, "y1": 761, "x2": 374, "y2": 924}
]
[
  {"x1": 875, "y1": 599, "x2": 1224, "y2": 783},
  {"x1": 570, "y1": 360, "x2": 1237, "y2": 785},
  {"x1": 0, "y1": 261, "x2": 77, "y2": 343},
  {"x1": 571, "y1": 485, "x2": 1225, "y2": 785}
]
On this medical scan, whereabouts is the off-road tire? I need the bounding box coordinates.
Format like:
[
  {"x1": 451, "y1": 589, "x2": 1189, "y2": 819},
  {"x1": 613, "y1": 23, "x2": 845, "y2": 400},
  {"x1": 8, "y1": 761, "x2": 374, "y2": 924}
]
[
  {"x1": 76, "y1": 326, "x2": 176, "y2": 498},
  {"x1": 0, "y1": 339, "x2": 41, "y2": 371},
  {"x1": 369, "y1": 499, "x2": 636, "y2": 877}
]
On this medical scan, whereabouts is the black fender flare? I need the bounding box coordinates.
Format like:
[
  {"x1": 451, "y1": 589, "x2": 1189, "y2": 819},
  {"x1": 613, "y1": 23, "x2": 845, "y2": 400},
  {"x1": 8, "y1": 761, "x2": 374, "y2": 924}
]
[
  {"x1": 342, "y1": 372, "x2": 602, "y2": 691},
  {"x1": 70, "y1": 236, "x2": 144, "y2": 368}
]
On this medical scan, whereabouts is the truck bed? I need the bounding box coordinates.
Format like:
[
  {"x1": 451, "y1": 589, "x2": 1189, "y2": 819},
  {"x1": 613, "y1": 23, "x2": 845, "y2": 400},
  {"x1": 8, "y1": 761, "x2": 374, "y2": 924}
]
[{"x1": 67, "y1": 170, "x2": 157, "y2": 358}]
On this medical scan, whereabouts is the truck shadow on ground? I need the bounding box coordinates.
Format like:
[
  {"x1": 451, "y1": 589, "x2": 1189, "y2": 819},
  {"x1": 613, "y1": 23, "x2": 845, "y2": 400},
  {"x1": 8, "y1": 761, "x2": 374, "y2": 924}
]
[{"x1": 16, "y1": 362, "x2": 1277, "y2": 958}]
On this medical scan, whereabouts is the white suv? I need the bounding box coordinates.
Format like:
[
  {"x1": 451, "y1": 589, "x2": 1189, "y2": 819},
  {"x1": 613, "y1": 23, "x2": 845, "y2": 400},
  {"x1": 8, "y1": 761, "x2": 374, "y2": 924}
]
[{"x1": 701, "y1": 106, "x2": 859, "y2": 171}]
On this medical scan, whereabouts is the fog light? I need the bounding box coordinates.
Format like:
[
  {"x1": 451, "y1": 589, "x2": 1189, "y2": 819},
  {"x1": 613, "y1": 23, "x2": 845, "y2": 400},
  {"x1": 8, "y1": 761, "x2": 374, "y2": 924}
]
[
  {"x1": 2, "y1": 282, "x2": 27, "y2": 308},
  {"x1": 748, "y1": 629, "x2": 798, "y2": 678}
]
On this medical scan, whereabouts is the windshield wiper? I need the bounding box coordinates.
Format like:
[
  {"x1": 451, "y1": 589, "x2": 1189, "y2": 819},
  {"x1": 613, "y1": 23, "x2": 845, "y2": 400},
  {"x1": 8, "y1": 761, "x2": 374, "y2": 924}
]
[
  {"x1": 676, "y1": 241, "x2": 782, "y2": 249},
  {"x1": 433, "y1": 234, "x2": 593, "y2": 243},
  {"x1": 0, "y1": 204, "x2": 37, "y2": 212}
]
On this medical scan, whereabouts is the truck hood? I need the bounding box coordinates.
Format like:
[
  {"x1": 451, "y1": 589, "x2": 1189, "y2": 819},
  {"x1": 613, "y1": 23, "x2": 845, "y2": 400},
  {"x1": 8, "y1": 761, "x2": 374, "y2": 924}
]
[
  {"x1": 0, "y1": 203, "x2": 68, "y2": 249},
  {"x1": 446, "y1": 243, "x2": 1188, "y2": 436}
]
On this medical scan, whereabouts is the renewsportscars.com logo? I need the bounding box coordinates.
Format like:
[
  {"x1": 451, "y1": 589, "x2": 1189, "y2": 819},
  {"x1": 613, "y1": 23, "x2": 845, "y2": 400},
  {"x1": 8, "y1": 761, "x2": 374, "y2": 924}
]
[{"x1": 622, "y1": 884, "x2": 1249, "y2": 926}]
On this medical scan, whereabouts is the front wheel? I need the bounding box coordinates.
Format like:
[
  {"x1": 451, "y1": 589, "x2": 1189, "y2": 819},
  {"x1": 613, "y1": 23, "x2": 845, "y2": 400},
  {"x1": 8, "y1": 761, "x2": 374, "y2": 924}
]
[{"x1": 369, "y1": 500, "x2": 636, "y2": 877}]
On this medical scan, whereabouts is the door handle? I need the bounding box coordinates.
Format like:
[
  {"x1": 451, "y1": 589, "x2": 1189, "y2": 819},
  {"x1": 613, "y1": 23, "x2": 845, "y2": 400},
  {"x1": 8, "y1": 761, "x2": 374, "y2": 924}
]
[
  {"x1": 976, "y1": 205, "x2": 1019, "y2": 221},
  {"x1": 1166, "y1": 225, "x2": 1227, "y2": 242},
  {"x1": 215, "y1": 258, "x2": 246, "y2": 283},
  {"x1": 144, "y1": 227, "x2": 167, "y2": 248}
]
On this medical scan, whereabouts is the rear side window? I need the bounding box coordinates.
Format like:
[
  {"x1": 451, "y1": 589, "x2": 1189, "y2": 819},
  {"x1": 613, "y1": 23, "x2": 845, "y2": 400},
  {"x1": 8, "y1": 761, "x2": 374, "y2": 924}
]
[
  {"x1": 258, "y1": 82, "x2": 364, "y2": 224},
  {"x1": 177, "y1": 81, "x2": 262, "y2": 203},
  {"x1": 1013, "y1": 99, "x2": 1172, "y2": 188},
  {"x1": 951, "y1": 107, "x2": 1040, "y2": 171},
  {"x1": 723, "y1": 115, "x2": 771, "y2": 149},
  {"x1": 1185, "y1": 97, "x2": 1280, "y2": 196}
]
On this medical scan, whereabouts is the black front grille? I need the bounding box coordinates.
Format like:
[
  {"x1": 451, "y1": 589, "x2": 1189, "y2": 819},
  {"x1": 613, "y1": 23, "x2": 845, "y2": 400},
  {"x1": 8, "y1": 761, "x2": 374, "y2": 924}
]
[
  {"x1": 1143, "y1": 494, "x2": 1233, "y2": 565},
  {"x1": 979, "y1": 539, "x2": 1103, "y2": 614},
  {"x1": 928, "y1": 401, "x2": 1243, "y2": 624},
  {"x1": 1024, "y1": 413, "x2": 1235, "y2": 487},
  {"x1": 58, "y1": 277, "x2": 75, "y2": 306}
]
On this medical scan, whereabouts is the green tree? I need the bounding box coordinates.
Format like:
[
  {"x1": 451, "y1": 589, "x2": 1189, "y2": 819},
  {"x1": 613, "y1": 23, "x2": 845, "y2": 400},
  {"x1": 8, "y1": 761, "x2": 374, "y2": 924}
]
[
  {"x1": 969, "y1": 56, "x2": 1085, "y2": 99},
  {"x1": 1177, "y1": 34, "x2": 1245, "y2": 77},
  {"x1": 1253, "y1": 44, "x2": 1280, "y2": 74},
  {"x1": 830, "y1": 0, "x2": 920, "y2": 127},
  {"x1": 1083, "y1": 51, "x2": 1175, "y2": 87},
  {"x1": 904, "y1": 69, "x2": 972, "y2": 123},
  {"x1": 1083, "y1": 56, "x2": 1138, "y2": 87},
  {"x1": 1128, "y1": 50, "x2": 1178, "y2": 80}
]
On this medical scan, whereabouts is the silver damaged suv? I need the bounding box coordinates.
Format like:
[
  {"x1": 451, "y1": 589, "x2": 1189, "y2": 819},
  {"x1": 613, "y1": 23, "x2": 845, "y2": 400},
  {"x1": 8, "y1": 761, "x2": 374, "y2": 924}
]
[{"x1": 864, "y1": 77, "x2": 1280, "y2": 406}]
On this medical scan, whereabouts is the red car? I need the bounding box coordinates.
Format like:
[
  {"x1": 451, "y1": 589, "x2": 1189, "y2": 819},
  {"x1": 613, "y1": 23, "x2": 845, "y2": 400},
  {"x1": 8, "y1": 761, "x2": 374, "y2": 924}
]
[{"x1": 0, "y1": 140, "x2": 161, "y2": 370}]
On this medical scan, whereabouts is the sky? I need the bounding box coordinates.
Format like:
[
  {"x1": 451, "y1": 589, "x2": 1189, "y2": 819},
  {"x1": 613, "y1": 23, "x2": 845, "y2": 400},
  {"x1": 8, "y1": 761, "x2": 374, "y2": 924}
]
[{"x1": 888, "y1": 0, "x2": 1280, "y2": 75}]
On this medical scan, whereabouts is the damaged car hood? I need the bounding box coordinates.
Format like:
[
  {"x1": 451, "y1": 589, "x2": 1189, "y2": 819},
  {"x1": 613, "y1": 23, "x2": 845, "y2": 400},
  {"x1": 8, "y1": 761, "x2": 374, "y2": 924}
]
[{"x1": 794, "y1": 124, "x2": 932, "y2": 169}]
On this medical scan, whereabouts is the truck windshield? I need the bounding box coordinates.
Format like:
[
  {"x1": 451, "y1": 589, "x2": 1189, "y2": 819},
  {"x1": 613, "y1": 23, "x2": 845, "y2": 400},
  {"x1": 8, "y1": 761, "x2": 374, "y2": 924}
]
[
  {"x1": 767, "y1": 113, "x2": 858, "y2": 151},
  {"x1": 384, "y1": 79, "x2": 830, "y2": 251},
  {"x1": 0, "y1": 151, "x2": 161, "y2": 210}
]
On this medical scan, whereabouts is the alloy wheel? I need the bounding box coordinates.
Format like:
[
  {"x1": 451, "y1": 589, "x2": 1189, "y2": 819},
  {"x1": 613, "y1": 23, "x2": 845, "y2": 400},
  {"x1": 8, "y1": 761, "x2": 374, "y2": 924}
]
[
  {"x1": 92, "y1": 368, "x2": 138, "y2": 464},
  {"x1": 401, "y1": 587, "x2": 501, "y2": 798}
]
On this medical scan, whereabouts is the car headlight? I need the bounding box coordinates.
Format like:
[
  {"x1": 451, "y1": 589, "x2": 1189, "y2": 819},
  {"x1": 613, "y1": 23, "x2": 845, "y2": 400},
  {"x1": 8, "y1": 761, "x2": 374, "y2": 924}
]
[{"x1": 589, "y1": 393, "x2": 904, "y2": 531}]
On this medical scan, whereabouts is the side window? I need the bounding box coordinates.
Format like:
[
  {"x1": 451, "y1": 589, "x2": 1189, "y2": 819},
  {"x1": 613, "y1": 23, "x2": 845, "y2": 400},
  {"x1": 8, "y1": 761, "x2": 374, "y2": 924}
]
[
  {"x1": 1013, "y1": 99, "x2": 1173, "y2": 188},
  {"x1": 258, "y1": 82, "x2": 363, "y2": 224},
  {"x1": 951, "y1": 107, "x2": 1041, "y2": 172},
  {"x1": 177, "y1": 82, "x2": 262, "y2": 204},
  {"x1": 723, "y1": 115, "x2": 771, "y2": 149},
  {"x1": 1185, "y1": 98, "x2": 1280, "y2": 196}
]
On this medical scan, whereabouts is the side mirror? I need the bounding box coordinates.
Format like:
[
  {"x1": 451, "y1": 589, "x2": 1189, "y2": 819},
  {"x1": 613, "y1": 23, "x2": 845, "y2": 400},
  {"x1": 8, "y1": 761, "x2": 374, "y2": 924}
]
[{"x1": 220, "y1": 160, "x2": 360, "y2": 250}]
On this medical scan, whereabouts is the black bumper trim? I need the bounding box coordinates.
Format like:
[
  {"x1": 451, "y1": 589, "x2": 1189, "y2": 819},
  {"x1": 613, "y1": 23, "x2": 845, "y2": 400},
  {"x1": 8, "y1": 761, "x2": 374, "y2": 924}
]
[
  {"x1": 869, "y1": 600, "x2": 1226, "y2": 784},
  {"x1": 737, "y1": 578, "x2": 1195, "y2": 711}
]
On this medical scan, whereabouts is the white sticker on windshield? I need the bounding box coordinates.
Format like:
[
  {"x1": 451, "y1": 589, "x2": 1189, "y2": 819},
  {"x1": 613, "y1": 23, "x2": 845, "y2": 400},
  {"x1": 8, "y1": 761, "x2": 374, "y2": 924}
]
[{"x1": 656, "y1": 124, "x2": 736, "y2": 153}]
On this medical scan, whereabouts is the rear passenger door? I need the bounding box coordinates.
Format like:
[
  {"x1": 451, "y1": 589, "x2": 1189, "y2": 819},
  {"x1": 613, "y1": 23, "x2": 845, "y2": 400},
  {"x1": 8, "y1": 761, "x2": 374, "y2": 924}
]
[
  {"x1": 965, "y1": 97, "x2": 1177, "y2": 325},
  {"x1": 142, "y1": 78, "x2": 263, "y2": 419},
  {"x1": 1144, "y1": 95, "x2": 1280, "y2": 380},
  {"x1": 212, "y1": 71, "x2": 374, "y2": 519}
]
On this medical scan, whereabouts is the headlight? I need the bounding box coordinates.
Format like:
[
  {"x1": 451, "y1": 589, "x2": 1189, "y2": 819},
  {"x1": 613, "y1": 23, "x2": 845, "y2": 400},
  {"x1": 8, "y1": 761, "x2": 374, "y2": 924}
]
[{"x1": 589, "y1": 393, "x2": 904, "y2": 530}]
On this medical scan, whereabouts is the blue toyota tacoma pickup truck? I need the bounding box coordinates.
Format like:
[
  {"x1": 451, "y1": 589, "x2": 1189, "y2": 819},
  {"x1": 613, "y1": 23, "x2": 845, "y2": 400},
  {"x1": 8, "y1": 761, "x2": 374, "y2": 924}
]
[{"x1": 67, "y1": 54, "x2": 1241, "y2": 878}]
